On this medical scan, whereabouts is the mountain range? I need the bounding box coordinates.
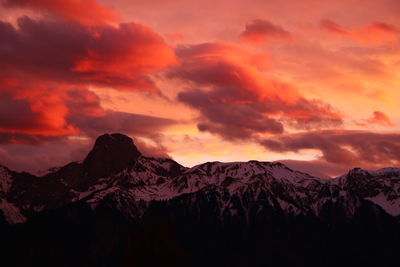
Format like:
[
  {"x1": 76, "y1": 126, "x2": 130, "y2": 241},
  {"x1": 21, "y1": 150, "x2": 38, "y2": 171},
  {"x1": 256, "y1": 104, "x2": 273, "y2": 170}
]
[{"x1": 1, "y1": 133, "x2": 399, "y2": 267}]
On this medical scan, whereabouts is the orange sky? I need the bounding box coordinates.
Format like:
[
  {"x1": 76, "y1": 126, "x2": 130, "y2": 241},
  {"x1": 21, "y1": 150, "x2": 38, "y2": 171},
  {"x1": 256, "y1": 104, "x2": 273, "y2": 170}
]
[{"x1": 0, "y1": 0, "x2": 399, "y2": 178}]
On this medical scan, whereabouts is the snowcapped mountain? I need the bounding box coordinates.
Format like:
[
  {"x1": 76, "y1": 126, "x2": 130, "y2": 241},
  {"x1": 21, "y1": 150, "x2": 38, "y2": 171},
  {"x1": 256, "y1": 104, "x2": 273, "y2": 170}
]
[
  {"x1": 0, "y1": 133, "x2": 399, "y2": 224},
  {"x1": 335, "y1": 167, "x2": 400, "y2": 217},
  {"x1": 0, "y1": 133, "x2": 399, "y2": 267}
]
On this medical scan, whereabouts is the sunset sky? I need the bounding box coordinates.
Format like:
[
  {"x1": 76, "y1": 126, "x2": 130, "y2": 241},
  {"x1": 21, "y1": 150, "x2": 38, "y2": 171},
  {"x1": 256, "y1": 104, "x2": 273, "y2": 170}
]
[{"x1": 0, "y1": 0, "x2": 399, "y2": 178}]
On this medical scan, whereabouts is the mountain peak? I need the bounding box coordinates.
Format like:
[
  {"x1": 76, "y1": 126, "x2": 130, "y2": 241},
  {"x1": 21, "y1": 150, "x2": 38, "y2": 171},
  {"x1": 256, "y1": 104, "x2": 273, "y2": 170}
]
[
  {"x1": 347, "y1": 167, "x2": 366, "y2": 174},
  {"x1": 83, "y1": 133, "x2": 141, "y2": 179},
  {"x1": 94, "y1": 133, "x2": 135, "y2": 147}
]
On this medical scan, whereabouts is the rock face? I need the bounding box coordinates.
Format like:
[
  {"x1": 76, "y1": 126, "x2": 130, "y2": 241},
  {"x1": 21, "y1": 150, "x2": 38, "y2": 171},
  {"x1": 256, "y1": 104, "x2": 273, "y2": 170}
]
[
  {"x1": 83, "y1": 133, "x2": 141, "y2": 180},
  {"x1": 0, "y1": 133, "x2": 399, "y2": 267}
]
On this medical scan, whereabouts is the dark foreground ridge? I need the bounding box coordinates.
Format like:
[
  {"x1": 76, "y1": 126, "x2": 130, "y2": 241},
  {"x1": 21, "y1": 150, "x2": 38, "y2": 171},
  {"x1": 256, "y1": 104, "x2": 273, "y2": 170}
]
[{"x1": 0, "y1": 133, "x2": 399, "y2": 267}]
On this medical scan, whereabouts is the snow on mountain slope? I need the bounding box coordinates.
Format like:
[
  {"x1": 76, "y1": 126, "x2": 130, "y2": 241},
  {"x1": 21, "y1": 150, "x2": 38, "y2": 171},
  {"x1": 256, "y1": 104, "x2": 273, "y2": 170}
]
[
  {"x1": 37, "y1": 160, "x2": 400, "y2": 221},
  {"x1": 0, "y1": 133, "x2": 399, "y2": 224},
  {"x1": 69, "y1": 155, "x2": 187, "y2": 216},
  {"x1": 81, "y1": 160, "x2": 364, "y2": 220},
  {"x1": 159, "y1": 161, "x2": 368, "y2": 218},
  {"x1": 335, "y1": 167, "x2": 400, "y2": 216},
  {"x1": 0, "y1": 199, "x2": 26, "y2": 224},
  {"x1": 119, "y1": 156, "x2": 187, "y2": 186},
  {"x1": 0, "y1": 166, "x2": 26, "y2": 223},
  {"x1": 166, "y1": 161, "x2": 322, "y2": 195},
  {"x1": 365, "y1": 193, "x2": 400, "y2": 216}
]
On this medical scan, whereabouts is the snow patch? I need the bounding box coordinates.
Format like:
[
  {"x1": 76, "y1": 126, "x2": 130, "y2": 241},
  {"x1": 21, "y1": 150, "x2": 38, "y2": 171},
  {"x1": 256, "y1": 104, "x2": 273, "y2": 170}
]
[
  {"x1": 366, "y1": 193, "x2": 400, "y2": 216},
  {"x1": 0, "y1": 199, "x2": 26, "y2": 224}
]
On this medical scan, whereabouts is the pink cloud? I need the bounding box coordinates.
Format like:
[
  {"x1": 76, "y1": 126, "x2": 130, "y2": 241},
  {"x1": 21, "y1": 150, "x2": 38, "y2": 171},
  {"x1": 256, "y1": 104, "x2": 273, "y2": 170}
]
[
  {"x1": 0, "y1": 17, "x2": 176, "y2": 92},
  {"x1": 171, "y1": 43, "x2": 342, "y2": 139},
  {"x1": 0, "y1": 78, "x2": 78, "y2": 137},
  {"x1": 165, "y1": 32, "x2": 184, "y2": 41},
  {"x1": 2, "y1": 0, "x2": 120, "y2": 25},
  {"x1": 367, "y1": 111, "x2": 395, "y2": 127},
  {"x1": 0, "y1": 76, "x2": 177, "y2": 146},
  {"x1": 321, "y1": 19, "x2": 399, "y2": 45}
]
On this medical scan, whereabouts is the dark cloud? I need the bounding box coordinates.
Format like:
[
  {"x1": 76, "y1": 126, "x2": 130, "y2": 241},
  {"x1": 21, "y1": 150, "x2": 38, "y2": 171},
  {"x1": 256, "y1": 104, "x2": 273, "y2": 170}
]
[
  {"x1": 0, "y1": 136, "x2": 92, "y2": 173},
  {"x1": 261, "y1": 130, "x2": 400, "y2": 168},
  {"x1": 69, "y1": 111, "x2": 176, "y2": 139},
  {"x1": 0, "y1": 133, "x2": 63, "y2": 145},
  {"x1": 368, "y1": 22, "x2": 399, "y2": 33},
  {"x1": 178, "y1": 87, "x2": 284, "y2": 139},
  {"x1": 320, "y1": 19, "x2": 349, "y2": 35},
  {"x1": 240, "y1": 19, "x2": 291, "y2": 43},
  {"x1": 63, "y1": 89, "x2": 177, "y2": 138}
]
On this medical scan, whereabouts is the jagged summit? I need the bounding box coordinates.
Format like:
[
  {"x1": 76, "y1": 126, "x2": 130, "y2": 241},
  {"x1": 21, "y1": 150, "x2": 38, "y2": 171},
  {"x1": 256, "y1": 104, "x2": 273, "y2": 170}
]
[{"x1": 83, "y1": 133, "x2": 141, "y2": 180}]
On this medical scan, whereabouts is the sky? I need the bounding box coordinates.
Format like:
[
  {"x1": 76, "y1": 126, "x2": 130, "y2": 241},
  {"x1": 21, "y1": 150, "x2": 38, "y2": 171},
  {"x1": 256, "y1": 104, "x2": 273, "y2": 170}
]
[{"x1": 0, "y1": 0, "x2": 399, "y2": 178}]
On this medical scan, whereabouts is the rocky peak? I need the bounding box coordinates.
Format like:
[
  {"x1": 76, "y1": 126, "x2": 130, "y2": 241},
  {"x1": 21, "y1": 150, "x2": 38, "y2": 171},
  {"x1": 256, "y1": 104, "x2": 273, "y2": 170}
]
[
  {"x1": 83, "y1": 133, "x2": 141, "y2": 180},
  {"x1": 342, "y1": 167, "x2": 372, "y2": 185}
]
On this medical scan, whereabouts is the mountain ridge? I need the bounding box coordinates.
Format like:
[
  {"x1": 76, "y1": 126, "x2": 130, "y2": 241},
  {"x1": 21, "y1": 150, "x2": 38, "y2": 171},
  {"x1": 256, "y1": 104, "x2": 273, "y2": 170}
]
[
  {"x1": 1, "y1": 133, "x2": 399, "y2": 267},
  {"x1": 0, "y1": 133, "x2": 399, "y2": 224}
]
